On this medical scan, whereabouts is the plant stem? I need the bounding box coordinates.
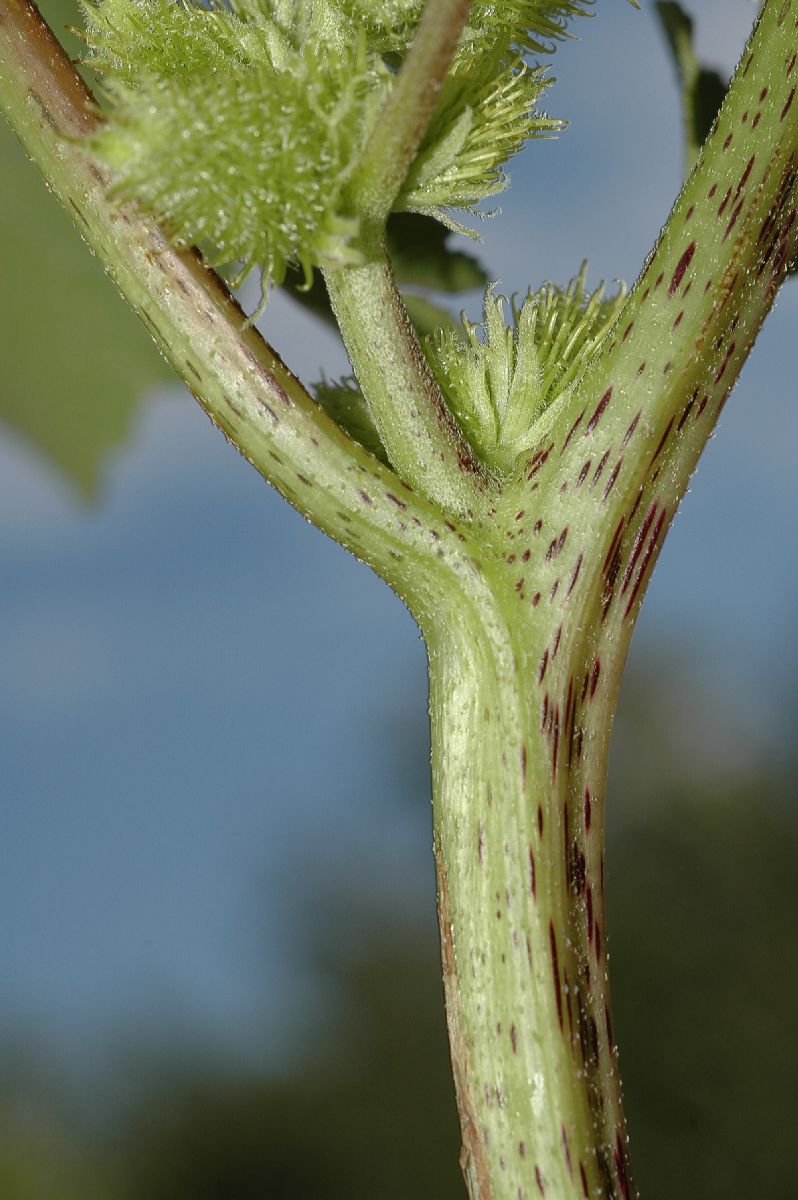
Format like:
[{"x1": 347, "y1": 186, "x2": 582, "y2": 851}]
[
  {"x1": 425, "y1": 593, "x2": 629, "y2": 1200},
  {"x1": 5, "y1": 3, "x2": 798, "y2": 1200},
  {"x1": 326, "y1": 0, "x2": 489, "y2": 520},
  {"x1": 0, "y1": 0, "x2": 480, "y2": 608},
  {"x1": 324, "y1": 250, "x2": 492, "y2": 519},
  {"x1": 348, "y1": 0, "x2": 472, "y2": 228},
  {"x1": 426, "y1": 4, "x2": 798, "y2": 1197}
]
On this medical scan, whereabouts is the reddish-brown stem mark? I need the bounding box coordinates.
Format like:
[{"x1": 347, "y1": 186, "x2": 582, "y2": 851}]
[
  {"x1": 538, "y1": 649, "x2": 549, "y2": 683},
  {"x1": 567, "y1": 553, "x2": 583, "y2": 596},
  {"x1": 714, "y1": 341, "x2": 737, "y2": 384},
  {"x1": 737, "y1": 154, "x2": 757, "y2": 195},
  {"x1": 622, "y1": 413, "x2": 641, "y2": 447},
  {"x1": 621, "y1": 501, "x2": 658, "y2": 596},
  {"x1": 624, "y1": 506, "x2": 668, "y2": 617},
  {"x1": 603, "y1": 517, "x2": 626, "y2": 572},
  {"x1": 592, "y1": 449, "x2": 611, "y2": 486},
  {"x1": 562, "y1": 1127, "x2": 573, "y2": 1178},
  {"x1": 549, "y1": 922, "x2": 563, "y2": 1030},
  {"x1": 551, "y1": 706, "x2": 560, "y2": 776},
  {"x1": 669, "y1": 242, "x2": 696, "y2": 295},
  {"x1": 615, "y1": 1135, "x2": 632, "y2": 1200},
  {"x1": 602, "y1": 460, "x2": 623, "y2": 501},
  {"x1": 585, "y1": 388, "x2": 613, "y2": 434},
  {"x1": 677, "y1": 390, "x2": 698, "y2": 431},
  {"x1": 650, "y1": 417, "x2": 675, "y2": 466},
  {"x1": 561, "y1": 411, "x2": 585, "y2": 454},
  {"x1": 590, "y1": 658, "x2": 601, "y2": 699},
  {"x1": 724, "y1": 198, "x2": 746, "y2": 240}
]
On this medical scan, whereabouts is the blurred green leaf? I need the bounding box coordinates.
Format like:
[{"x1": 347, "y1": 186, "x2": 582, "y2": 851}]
[
  {"x1": 0, "y1": 0, "x2": 174, "y2": 498},
  {"x1": 655, "y1": 1, "x2": 728, "y2": 173},
  {"x1": 281, "y1": 267, "x2": 338, "y2": 328},
  {"x1": 386, "y1": 213, "x2": 488, "y2": 293},
  {"x1": 401, "y1": 293, "x2": 459, "y2": 339},
  {"x1": 612, "y1": 782, "x2": 798, "y2": 1200},
  {"x1": 313, "y1": 376, "x2": 390, "y2": 465}
]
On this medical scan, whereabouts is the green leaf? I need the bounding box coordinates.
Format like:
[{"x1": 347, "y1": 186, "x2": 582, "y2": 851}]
[
  {"x1": 0, "y1": 0, "x2": 173, "y2": 497},
  {"x1": 89, "y1": 42, "x2": 378, "y2": 290},
  {"x1": 282, "y1": 267, "x2": 339, "y2": 328},
  {"x1": 655, "y1": 1, "x2": 728, "y2": 173},
  {"x1": 336, "y1": 0, "x2": 594, "y2": 59},
  {"x1": 312, "y1": 376, "x2": 390, "y2": 464},
  {"x1": 79, "y1": 0, "x2": 276, "y2": 83},
  {"x1": 401, "y1": 293, "x2": 459, "y2": 339},
  {"x1": 398, "y1": 55, "x2": 560, "y2": 217},
  {"x1": 387, "y1": 213, "x2": 488, "y2": 293},
  {"x1": 458, "y1": 0, "x2": 593, "y2": 59}
]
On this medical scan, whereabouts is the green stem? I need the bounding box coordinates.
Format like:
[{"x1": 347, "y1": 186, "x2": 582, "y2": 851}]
[
  {"x1": 325, "y1": 0, "x2": 488, "y2": 519},
  {"x1": 0, "y1": 0, "x2": 479, "y2": 611},
  {"x1": 427, "y1": 4, "x2": 798, "y2": 1197},
  {"x1": 5, "y1": 4, "x2": 798, "y2": 1200},
  {"x1": 426, "y1": 592, "x2": 628, "y2": 1200},
  {"x1": 495, "y1": 0, "x2": 798, "y2": 645},
  {"x1": 324, "y1": 251, "x2": 492, "y2": 519},
  {"x1": 348, "y1": 0, "x2": 472, "y2": 228}
]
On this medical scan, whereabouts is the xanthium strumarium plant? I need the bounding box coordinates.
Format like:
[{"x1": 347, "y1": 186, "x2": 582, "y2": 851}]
[{"x1": 2, "y1": 0, "x2": 797, "y2": 1197}]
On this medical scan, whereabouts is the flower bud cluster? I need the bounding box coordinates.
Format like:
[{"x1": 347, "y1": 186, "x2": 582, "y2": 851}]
[
  {"x1": 82, "y1": 0, "x2": 590, "y2": 290},
  {"x1": 425, "y1": 268, "x2": 626, "y2": 476}
]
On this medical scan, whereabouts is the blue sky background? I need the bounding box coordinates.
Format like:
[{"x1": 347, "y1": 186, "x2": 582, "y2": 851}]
[{"x1": 2, "y1": 0, "x2": 795, "y2": 1089}]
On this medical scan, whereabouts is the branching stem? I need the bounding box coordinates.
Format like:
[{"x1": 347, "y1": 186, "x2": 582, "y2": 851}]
[
  {"x1": 4, "y1": 4, "x2": 798, "y2": 1200},
  {"x1": 0, "y1": 0, "x2": 477, "y2": 609}
]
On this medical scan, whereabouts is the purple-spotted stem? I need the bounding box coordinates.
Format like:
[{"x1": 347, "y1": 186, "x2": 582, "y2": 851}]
[
  {"x1": 2, "y1": 2, "x2": 798, "y2": 1199},
  {"x1": 427, "y1": 4, "x2": 798, "y2": 1196}
]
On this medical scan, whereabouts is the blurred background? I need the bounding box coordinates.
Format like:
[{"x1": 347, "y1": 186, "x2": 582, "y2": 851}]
[{"x1": 2, "y1": 1, "x2": 797, "y2": 1196}]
